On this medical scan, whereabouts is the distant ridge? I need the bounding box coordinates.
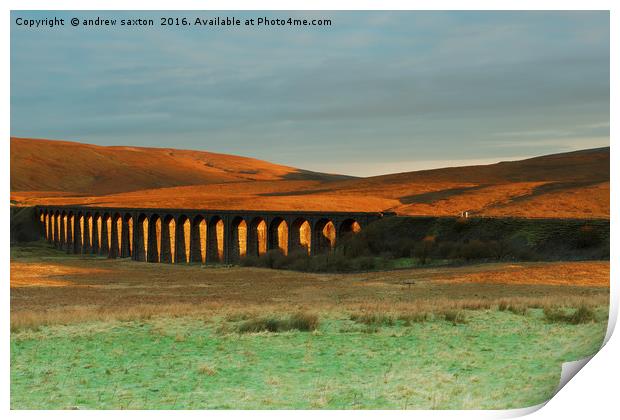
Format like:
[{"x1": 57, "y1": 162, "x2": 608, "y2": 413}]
[{"x1": 10, "y1": 137, "x2": 609, "y2": 219}]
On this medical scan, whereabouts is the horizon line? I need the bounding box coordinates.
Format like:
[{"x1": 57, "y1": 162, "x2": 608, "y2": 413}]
[{"x1": 10, "y1": 135, "x2": 610, "y2": 179}]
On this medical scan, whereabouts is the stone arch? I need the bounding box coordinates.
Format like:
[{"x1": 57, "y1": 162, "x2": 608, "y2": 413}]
[
  {"x1": 100, "y1": 213, "x2": 111, "y2": 255},
  {"x1": 95, "y1": 213, "x2": 103, "y2": 253},
  {"x1": 60, "y1": 211, "x2": 67, "y2": 247},
  {"x1": 78, "y1": 212, "x2": 93, "y2": 253},
  {"x1": 91, "y1": 213, "x2": 103, "y2": 254},
  {"x1": 148, "y1": 214, "x2": 162, "y2": 263},
  {"x1": 268, "y1": 217, "x2": 288, "y2": 256},
  {"x1": 174, "y1": 215, "x2": 191, "y2": 264},
  {"x1": 79, "y1": 212, "x2": 87, "y2": 250},
  {"x1": 57, "y1": 211, "x2": 63, "y2": 245},
  {"x1": 314, "y1": 218, "x2": 336, "y2": 254},
  {"x1": 339, "y1": 219, "x2": 361, "y2": 238},
  {"x1": 160, "y1": 215, "x2": 175, "y2": 263},
  {"x1": 230, "y1": 216, "x2": 248, "y2": 262},
  {"x1": 208, "y1": 216, "x2": 225, "y2": 263},
  {"x1": 39, "y1": 210, "x2": 46, "y2": 238},
  {"x1": 123, "y1": 213, "x2": 133, "y2": 258},
  {"x1": 49, "y1": 211, "x2": 55, "y2": 242},
  {"x1": 44, "y1": 211, "x2": 51, "y2": 241},
  {"x1": 248, "y1": 217, "x2": 267, "y2": 257},
  {"x1": 338, "y1": 219, "x2": 361, "y2": 255},
  {"x1": 291, "y1": 218, "x2": 311, "y2": 255},
  {"x1": 135, "y1": 213, "x2": 148, "y2": 262},
  {"x1": 191, "y1": 215, "x2": 207, "y2": 264},
  {"x1": 67, "y1": 211, "x2": 75, "y2": 248},
  {"x1": 75, "y1": 212, "x2": 84, "y2": 253},
  {"x1": 50, "y1": 211, "x2": 54, "y2": 242},
  {"x1": 52, "y1": 210, "x2": 60, "y2": 243},
  {"x1": 111, "y1": 213, "x2": 123, "y2": 258}
]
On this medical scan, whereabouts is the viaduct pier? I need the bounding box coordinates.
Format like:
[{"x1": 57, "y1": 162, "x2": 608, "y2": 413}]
[{"x1": 35, "y1": 206, "x2": 387, "y2": 265}]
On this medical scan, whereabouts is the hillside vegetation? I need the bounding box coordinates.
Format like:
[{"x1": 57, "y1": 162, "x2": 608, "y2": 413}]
[
  {"x1": 10, "y1": 137, "x2": 347, "y2": 195},
  {"x1": 11, "y1": 138, "x2": 609, "y2": 219},
  {"x1": 239, "y1": 216, "x2": 610, "y2": 272}
]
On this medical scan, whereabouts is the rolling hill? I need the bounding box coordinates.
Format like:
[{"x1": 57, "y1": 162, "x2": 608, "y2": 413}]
[
  {"x1": 10, "y1": 137, "x2": 348, "y2": 195},
  {"x1": 10, "y1": 137, "x2": 609, "y2": 219}
]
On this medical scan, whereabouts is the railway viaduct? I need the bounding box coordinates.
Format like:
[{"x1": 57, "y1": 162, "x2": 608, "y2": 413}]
[{"x1": 35, "y1": 206, "x2": 387, "y2": 265}]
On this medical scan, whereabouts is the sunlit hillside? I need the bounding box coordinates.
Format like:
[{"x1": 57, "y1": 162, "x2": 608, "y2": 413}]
[
  {"x1": 10, "y1": 137, "x2": 347, "y2": 195},
  {"x1": 11, "y1": 138, "x2": 609, "y2": 219}
]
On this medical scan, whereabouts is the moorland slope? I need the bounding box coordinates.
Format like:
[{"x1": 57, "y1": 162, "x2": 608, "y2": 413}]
[{"x1": 10, "y1": 138, "x2": 609, "y2": 218}]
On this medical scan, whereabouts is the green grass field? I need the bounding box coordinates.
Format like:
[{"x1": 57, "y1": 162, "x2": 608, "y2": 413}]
[
  {"x1": 10, "y1": 243, "x2": 609, "y2": 409},
  {"x1": 11, "y1": 309, "x2": 606, "y2": 409}
]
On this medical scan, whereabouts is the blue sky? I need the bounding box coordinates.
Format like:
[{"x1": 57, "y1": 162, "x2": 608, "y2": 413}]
[{"x1": 11, "y1": 11, "x2": 609, "y2": 176}]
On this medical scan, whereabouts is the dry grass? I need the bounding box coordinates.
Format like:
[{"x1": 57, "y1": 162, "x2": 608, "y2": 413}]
[
  {"x1": 10, "y1": 137, "x2": 304, "y2": 195},
  {"x1": 10, "y1": 303, "x2": 207, "y2": 332},
  {"x1": 498, "y1": 299, "x2": 528, "y2": 315},
  {"x1": 428, "y1": 262, "x2": 609, "y2": 287},
  {"x1": 10, "y1": 262, "x2": 111, "y2": 288},
  {"x1": 197, "y1": 364, "x2": 218, "y2": 376},
  {"x1": 236, "y1": 312, "x2": 319, "y2": 333},
  {"x1": 342, "y1": 294, "x2": 606, "y2": 328},
  {"x1": 12, "y1": 138, "x2": 609, "y2": 219},
  {"x1": 441, "y1": 310, "x2": 468, "y2": 325},
  {"x1": 350, "y1": 312, "x2": 395, "y2": 326},
  {"x1": 396, "y1": 310, "x2": 431, "y2": 324},
  {"x1": 13, "y1": 179, "x2": 609, "y2": 219},
  {"x1": 543, "y1": 304, "x2": 598, "y2": 324},
  {"x1": 10, "y1": 245, "x2": 609, "y2": 331},
  {"x1": 349, "y1": 307, "x2": 469, "y2": 326}
]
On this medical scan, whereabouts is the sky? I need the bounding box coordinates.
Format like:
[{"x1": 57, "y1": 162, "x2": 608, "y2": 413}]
[{"x1": 10, "y1": 11, "x2": 610, "y2": 176}]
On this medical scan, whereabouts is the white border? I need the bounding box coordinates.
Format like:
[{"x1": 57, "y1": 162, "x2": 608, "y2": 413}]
[
  {"x1": 3, "y1": 1, "x2": 616, "y2": 419},
  {"x1": 1, "y1": 0, "x2": 618, "y2": 11}
]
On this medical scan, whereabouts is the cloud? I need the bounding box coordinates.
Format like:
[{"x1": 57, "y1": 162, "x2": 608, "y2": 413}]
[{"x1": 10, "y1": 11, "x2": 609, "y2": 176}]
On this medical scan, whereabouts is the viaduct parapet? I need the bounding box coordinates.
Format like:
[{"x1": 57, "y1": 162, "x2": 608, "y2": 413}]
[{"x1": 35, "y1": 206, "x2": 387, "y2": 265}]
